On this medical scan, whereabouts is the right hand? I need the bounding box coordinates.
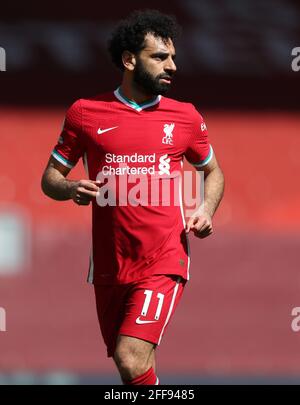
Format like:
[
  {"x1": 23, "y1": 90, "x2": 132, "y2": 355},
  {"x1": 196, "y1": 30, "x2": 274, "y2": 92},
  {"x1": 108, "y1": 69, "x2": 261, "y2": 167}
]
[{"x1": 70, "y1": 180, "x2": 100, "y2": 205}]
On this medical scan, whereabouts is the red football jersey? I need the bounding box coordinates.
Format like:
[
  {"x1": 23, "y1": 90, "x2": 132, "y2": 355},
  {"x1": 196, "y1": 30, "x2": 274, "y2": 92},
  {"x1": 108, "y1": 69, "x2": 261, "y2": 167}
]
[{"x1": 52, "y1": 88, "x2": 213, "y2": 284}]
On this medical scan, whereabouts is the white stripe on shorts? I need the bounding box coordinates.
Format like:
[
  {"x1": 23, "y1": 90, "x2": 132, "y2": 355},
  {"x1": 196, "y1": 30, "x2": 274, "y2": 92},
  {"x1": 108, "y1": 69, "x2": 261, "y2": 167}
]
[{"x1": 157, "y1": 277, "x2": 181, "y2": 345}]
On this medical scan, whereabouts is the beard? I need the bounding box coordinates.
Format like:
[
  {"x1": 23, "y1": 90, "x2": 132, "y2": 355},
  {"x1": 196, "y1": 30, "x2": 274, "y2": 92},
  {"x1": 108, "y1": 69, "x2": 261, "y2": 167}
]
[{"x1": 133, "y1": 58, "x2": 173, "y2": 96}]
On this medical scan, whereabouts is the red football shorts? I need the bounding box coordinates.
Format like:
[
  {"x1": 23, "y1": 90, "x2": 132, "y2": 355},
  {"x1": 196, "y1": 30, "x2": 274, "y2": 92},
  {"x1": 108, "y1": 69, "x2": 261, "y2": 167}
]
[{"x1": 94, "y1": 274, "x2": 186, "y2": 357}]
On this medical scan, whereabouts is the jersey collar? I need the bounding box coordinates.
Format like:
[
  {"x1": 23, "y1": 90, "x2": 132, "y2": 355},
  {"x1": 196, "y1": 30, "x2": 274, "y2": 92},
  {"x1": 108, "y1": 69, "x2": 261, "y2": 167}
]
[{"x1": 114, "y1": 87, "x2": 161, "y2": 112}]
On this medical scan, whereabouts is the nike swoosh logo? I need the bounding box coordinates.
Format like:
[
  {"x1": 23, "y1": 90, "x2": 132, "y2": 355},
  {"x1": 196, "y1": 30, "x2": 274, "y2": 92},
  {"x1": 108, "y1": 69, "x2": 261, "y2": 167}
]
[
  {"x1": 97, "y1": 126, "x2": 118, "y2": 135},
  {"x1": 135, "y1": 317, "x2": 157, "y2": 325}
]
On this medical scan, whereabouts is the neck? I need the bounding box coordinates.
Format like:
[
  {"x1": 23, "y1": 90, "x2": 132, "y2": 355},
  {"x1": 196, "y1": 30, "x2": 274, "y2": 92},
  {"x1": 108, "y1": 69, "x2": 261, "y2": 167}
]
[{"x1": 120, "y1": 79, "x2": 157, "y2": 105}]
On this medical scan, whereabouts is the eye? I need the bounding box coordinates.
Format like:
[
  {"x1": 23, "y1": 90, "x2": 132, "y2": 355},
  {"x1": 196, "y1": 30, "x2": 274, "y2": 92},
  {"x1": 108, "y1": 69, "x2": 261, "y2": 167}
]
[{"x1": 152, "y1": 54, "x2": 167, "y2": 61}]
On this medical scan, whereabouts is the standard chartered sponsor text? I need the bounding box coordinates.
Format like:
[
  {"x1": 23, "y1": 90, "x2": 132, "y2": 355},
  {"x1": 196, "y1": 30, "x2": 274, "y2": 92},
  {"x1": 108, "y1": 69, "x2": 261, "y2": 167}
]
[
  {"x1": 102, "y1": 165, "x2": 155, "y2": 175},
  {"x1": 105, "y1": 152, "x2": 156, "y2": 163},
  {"x1": 103, "y1": 153, "x2": 156, "y2": 175},
  {"x1": 95, "y1": 154, "x2": 203, "y2": 214}
]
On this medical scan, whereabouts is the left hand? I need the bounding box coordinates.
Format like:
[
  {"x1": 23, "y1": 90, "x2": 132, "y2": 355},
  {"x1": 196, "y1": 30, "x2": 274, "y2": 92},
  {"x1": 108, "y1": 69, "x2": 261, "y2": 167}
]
[{"x1": 185, "y1": 210, "x2": 213, "y2": 239}]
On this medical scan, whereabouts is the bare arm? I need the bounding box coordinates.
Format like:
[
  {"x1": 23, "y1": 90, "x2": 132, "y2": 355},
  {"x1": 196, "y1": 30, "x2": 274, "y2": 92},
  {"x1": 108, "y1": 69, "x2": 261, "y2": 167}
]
[
  {"x1": 186, "y1": 152, "x2": 225, "y2": 238},
  {"x1": 201, "y1": 153, "x2": 225, "y2": 218},
  {"x1": 41, "y1": 157, "x2": 99, "y2": 205}
]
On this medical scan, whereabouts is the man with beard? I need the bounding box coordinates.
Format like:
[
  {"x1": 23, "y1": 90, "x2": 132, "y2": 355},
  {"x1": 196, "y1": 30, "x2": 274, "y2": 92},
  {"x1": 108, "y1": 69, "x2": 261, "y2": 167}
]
[{"x1": 41, "y1": 10, "x2": 224, "y2": 385}]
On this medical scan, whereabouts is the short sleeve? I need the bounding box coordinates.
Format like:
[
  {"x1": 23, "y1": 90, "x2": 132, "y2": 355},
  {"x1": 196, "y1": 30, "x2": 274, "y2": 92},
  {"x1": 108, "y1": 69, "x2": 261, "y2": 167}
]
[
  {"x1": 184, "y1": 105, "x2": 213, "y2": 168},
  {"x1": 51, "y1": 100, "x2": 84, "y2": 168}
]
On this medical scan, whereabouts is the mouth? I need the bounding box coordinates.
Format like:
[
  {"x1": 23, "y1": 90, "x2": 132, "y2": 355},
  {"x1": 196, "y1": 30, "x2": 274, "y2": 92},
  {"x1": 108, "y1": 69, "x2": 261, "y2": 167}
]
[{"x1": 160, "y1": 77, "x2": 172, "y2": 84}]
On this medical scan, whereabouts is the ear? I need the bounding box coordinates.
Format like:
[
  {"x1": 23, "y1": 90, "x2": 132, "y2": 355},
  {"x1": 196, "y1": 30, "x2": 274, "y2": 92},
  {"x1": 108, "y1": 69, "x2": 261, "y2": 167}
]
[{"x1": 122, "y1": 51, "x2": 136, "y2": 71}]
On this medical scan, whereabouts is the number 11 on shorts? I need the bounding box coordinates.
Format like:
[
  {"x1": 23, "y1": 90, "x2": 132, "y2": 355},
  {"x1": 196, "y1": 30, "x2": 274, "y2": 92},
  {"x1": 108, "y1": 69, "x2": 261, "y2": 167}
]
[{"x1": 141, "y1": 290, "x2": 165, "y2": 320}]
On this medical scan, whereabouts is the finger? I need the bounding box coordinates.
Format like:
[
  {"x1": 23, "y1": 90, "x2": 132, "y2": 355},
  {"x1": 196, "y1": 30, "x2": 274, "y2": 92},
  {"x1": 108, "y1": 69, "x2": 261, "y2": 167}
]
[
  {"x1": 194, "y1": 227, "x2": 213, "y2": 239},
  {"x1": 196, "y1": 220, "x2": 212, "y2": 233},
  {"x1": 90, "y1": 180, "x2": 102, "y2": 186},
  {"x1": 190, "y1": 217, "x2": 207, "y2": 232},
  {"x1": 74, "y1": 196, "x2": 90, "y2": 206},
  {"x1": 77, "y1": 188, "x2": 98, "y2": 198},
  {"x1": 80, "y1": 182, "x2": 100, "y2": 192},
  {"x1": 74, "y1": 191, "x2": 92, "y2": 201},
  {"x1": 193, "y1": 220, "x2": 213, "y2": 234},
  {"x1": 186, "y1": 216, "x2": 197, "y2": 233},
  {"x1": 78, "y1": 195, "x2": 93, "y2": 202}
]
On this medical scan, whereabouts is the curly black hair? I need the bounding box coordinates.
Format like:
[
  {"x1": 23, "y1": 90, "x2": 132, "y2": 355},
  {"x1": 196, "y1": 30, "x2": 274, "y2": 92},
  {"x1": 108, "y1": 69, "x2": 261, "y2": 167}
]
[{"x1": 108, "y1": 9, "x2": 181, "y2": 71}]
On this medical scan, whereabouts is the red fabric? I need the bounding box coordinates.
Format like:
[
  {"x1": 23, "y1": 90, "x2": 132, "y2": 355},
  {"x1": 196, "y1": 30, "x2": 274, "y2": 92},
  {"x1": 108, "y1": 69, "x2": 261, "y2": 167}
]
[
  {"x1": 52, "y1": 90, "x2": 211, "y2": 285},
  {"x1": 2, "y1": 110, "x2": 300, "y2": 373},
  {"x1": 124, "y1": 367, "x2": 157, "y2": 385},
  {"x1": 94, "y1": 275, "x2": 185, "y2": 357}
]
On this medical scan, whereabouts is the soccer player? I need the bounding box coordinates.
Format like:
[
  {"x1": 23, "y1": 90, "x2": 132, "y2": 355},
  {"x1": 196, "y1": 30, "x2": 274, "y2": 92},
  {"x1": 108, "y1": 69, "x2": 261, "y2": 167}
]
[{"x1": 41, "y1": 10, "x2": 224, "y2": 385}]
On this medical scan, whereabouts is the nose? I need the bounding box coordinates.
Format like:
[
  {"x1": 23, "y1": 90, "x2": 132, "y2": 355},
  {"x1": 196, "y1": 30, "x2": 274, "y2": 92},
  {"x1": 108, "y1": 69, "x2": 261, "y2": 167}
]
[{"x1": 165, "y1": 57, "x2": 177, "y2": 73}]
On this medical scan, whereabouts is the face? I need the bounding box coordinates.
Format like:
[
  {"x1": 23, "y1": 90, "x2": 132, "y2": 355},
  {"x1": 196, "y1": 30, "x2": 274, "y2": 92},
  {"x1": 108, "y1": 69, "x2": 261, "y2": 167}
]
[{"x1": 132, "y1": 33, "x2": 177, "y2": 96}]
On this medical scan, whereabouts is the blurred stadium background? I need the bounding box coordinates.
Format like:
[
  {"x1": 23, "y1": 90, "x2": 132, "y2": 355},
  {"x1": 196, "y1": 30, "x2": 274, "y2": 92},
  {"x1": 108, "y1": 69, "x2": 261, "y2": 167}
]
[{"x1": 0, "y1": 0, "x2": 300, "y2": 385}]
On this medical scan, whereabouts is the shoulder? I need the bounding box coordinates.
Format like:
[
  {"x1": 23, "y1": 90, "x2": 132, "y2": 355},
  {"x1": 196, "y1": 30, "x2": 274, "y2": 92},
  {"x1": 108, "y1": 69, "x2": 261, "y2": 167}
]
[
  {"x1": 65, "y1": 91, "x2": 115, "y2": 120},
  {"x1": 63, "y1": 99, "x2": 83, "y2": 126},
  {"x1": 66, "y1": 91, "x2": 114, "y2": 110},
  {"x1": 161, "y1": 97, "x2": 204, "y2": 122}
]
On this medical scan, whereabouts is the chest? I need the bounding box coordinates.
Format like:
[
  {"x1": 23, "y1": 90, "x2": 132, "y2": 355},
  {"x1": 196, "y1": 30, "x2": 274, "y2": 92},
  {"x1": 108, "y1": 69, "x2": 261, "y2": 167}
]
[{"x1": 82, "y1": 110, "x2": 190, "y2": 156}]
